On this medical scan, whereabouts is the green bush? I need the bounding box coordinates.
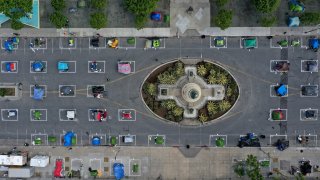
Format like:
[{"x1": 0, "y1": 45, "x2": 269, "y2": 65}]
[
  {"x1": 252, "y1": 0, "x2": 281, "y2": 13},
  {"x1": 134, "y1": 14, "x2": 148, "y2": 30},
  {"x1": 49, "y1": 11, "x2": 67, "y2": 28},
  {"x1": 199, "y1": 113, "x2": 208, "y2": 122},
  {"x1": 260, "y1": 16, "x2": 277, "y2": 27},
  {"x1": 214, "y1": 9, "x2": 233, "y2": 30},
  {"x1": 197, "y1": 65, "x2": 207, "y2": 77},
  {"x1": 172, "y1": 107, "x2": 184, "y2": 117},
  {"x1": 90, "y1": 12, "x2": 107, "y2": 29},
  {"x1": 11, "y1": 19, "x2": 24, "y2": 30},
  {"x1": 144, "y1": 83, "x2": 157, "y2": 96},
  {"x1": 90, "y1": 0, "x2": 107, "y2": 9},
  {"x1": 0, "y1": 0, "x2": 33, "y2": 19},
  {"x1": 300, "y1": 12, "x2": 320, "y2": 25},
  {"x1": 218, "y1": 100, "x2": 231, "y2": 111},
  {"x1": 161, "y1": 100, "x2": 176, "y2": 110},
  {"x1": 0, "y1": 88, "x2": 8, "y2": 97},
  {"x1": 207, "y1": 101, "x2": 218, "y2": 115},
  {"x1": 51, "y1": 0, "x2": 65, "y2": 11},
  {"x1": 216, "y1": 0, "x2": 229, "y2": 8}
]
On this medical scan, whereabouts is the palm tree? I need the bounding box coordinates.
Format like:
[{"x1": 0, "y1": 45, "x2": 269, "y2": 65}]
[
  {"x1": 172, "y1": 106, "x2": 184, "y2": 117},
  {"x1": 207, "y1": 101, "x2": 218, "y2": 115},
  {"x1": 199, "y1": 113, "x2": 208, "y2": 122},
  {"x1": 197, "y1": 65, "x2": 207, "y2": 77},
  {"x1": 219, "y1": 100, "x2": 231, "y2": 111},
  {"x1": 216, "y1": 72, "x2": 228, "y2": 85},
  {"x1": 174, "y1": 62, "x2": 185, "y2": 77},
  {"x1": 208, "y1": 74, "x2": 217, "y2": 84},
  {"x1": 144, "y1": 83, "x2": 157, "y2": 96}
]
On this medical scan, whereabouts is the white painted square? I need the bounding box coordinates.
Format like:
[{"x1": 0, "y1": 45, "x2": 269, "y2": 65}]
[
  {"x1": 300, "y1": 85, "x2": 318, "y2": 97},
  {"x1": 1, "y1": 109, "x2": 18, "y2": 121},
  {"x1": 59, "y1": 109, "x2": 77, "y2": 121},
  {"x1": 89, "y1": 159, "x2": 102, "y2": 171},
  {"x1": 269, "y1": 109, "x2": 287, "y2": 121},
  {"x1": 270, "y1": 84, "x2": 288, "y2": 97},
  {"x1": 301, "y1": 60, "x2": 318, "y2": 73},
  {"x1": 29, "y1": 61, "x2": 47, "y2": 73},
  {"x1": 87, "y1": 61, "x2": 105, "y2": 73},
  {"x1": 300, "y1": 108, "x2": 318, "y2": 121},
  {"x1": 118, "y1": 109, "x2": 136, "y2": 121},
  {"x1": 30, "y1": 85, "x2": 47, "y2": 98},
  {"x1": 144, "y1": 38, "x2": 165, "y2": 50},
  {"x1": 118, "y1": 61, "x2": 136, "y2": 74},
  {"x1": 270, "y1": 60, "x2": 290, "y2": 73},
  {"x1": 58, "y1": 61, "x2": 76, "y2": 73},
  {"x1": 89, "y1": 134, "x2": 107, "y2": 145},
  {"x1": 129, "y1": 159, "x2": 141, "y2": 176},
  {"x1": 148, "y1": 134, "x2": 166, "y2": 146},
  {"x1": 59, "y1": 38, "x2": 77, "y2": 49},
  {"x1": 118, "y1": 38, "x2": 137, "y2": 49},
  {"x1": 87, "y1": 85, "x2": 105, "y2": 97},
  {"x1": 31, "y1": 133, "x2": 48, "y2": 145},
  {"x1": 88, "y1": 109, "x2": 107, "y2": 121},
  {"x1": 209, "y1": 134, "x2": 227, "y2": 147},
  {"x1": 1, "y1": 61, "x2": 18, "y2": 73},
  {"x1": 270, "y1": 134, "x2": 287, "y2": 145},
  {"x1": 30, "y1": 109, "x2": 47, "y2": 121},
  {"x1": 59, "y1": 85, "x2": 76, "y2": 97},
  {"x1": 210, "y1": 36, "x2": 227, "y2": 49},
  {"x1": 1, "y1": 39, "x2": 19, "y2": 50},
  {"x1": 118, "y1": 134, "x2": 136, "y2": 146},
  {"x1": 110, "y1": 159, "x2": 123, "y2": 177},
  {"x1": 30, "y1": 38, "x2": 47, "y2": 50}
]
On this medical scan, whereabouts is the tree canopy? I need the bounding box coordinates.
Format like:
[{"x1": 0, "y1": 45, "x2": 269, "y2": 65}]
[
  {"x1": 90, "y1": 0, "x2": 107, "y2": 9},
  {"x1": 300, "y1": 12, "x2": 320, "y2": 25},
  {"x1": 49, "y1": 11, "x2": 67, "y2": 28},
  {"x1": 51, "y1": 0, "x2": 65, "y2": 11},
  {"x1": 214, "y1": 9, "x2": 233, "y2": 30},
  {"x1": 90, "y1": 12, "x2": 107, "y2": 29},
  {"x1": 0, "y1": 0, "x2": 33, "y2": 19},
  {"x1": 124, "y1": 0, "x2": 159, "y2": 29},
  {"x1": 252, "y1": 0, "x2": 281, "y2": 13}
]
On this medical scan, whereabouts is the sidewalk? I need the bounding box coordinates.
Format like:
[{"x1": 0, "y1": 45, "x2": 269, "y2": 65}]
[{"x1": 2, "y1": 146, "x2": 320, "y2": 179}]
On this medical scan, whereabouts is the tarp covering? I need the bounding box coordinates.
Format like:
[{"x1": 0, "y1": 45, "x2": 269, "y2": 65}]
[
  {"x1": 113, "y1": 163, "x2": 124, "y2": 180},
  {"x1": 288, "y1": 17, "x2": 300, "y2": 27},
  {"x1": 118, "y1": 63, "x2": 131, "y2": 74},
  {"x1": 64, "y1": 132, "x2": 74, "y2": 146},
  {"x1": 33, "y1": 87, "x2": 44, "y2": 100},
  {"x1": 32, "y1": 61, "x2": 44, "y2": 72},
  {"x1": 276, "y1": 85, "x2": 287, "y2": 96},
  {"x1": 58, "y1": 62, "x2": 68, "y2": 71},
  {"x1": 244, "y1": 39, "x2": 256, "y2": 48},
  {"x1": 92, "y1": 137, "x2": 101, "y2": 146},
  {"x1": 309, "y1": 39, "x2": 319, "y2": 49}
]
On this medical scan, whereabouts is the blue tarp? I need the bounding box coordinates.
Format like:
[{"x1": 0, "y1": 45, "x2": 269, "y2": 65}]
[
  {"x1": 92, "y1": 137, "x2": 101, "y2": 146},
  {"x1": 113, "y1": 163, "x2": 124, "y2": 180},
  {"x1": 32, "y1": 61, "x2": 44, "y2": 72},
  {"x1": 33, "y1": 87, "x2": 44, "y2": 100},
  {"x1": 64, "y1": 131, "x2": 74, "y2": 146},
  {"x1": 288, "y1": 17, "x2": 300, "y2": 27},
  {"x1": 276, "y1": 85, "x2": 287, "y2": 96},
  {"x1": 4, "y1": 41, "x2": 13, "y2": 51},
  {"x1": 58, "y1": 62, "x2": 68, "y2": 71},
  {"x1": 309, "y1": 39, "x2": 319, "y2": 49},
  {"x1": 151, "y1": 13, "x2": 161, "y2": 21}
]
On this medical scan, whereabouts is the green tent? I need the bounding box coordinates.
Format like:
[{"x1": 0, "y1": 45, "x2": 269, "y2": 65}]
[
  {"x1": 110, "y1": 136, "x2": 117, "y2": 146},
  {"x1": 33, "y1": 110, "x2": 41, "y2": 120},
  {"x1": 272, "y1": 111, "x2": 284, "y2": 120},
  {"x1": 155, "y1": 136, "x2": 164, "y2": 145},
  {"x1": 215, "y1": 137, "x2": 225, "y2": 147},
  {"x1": 132, "y1": 164, "x2": 139, "y2": 173},
  {"x1": 34, "y1": 138, "x2": 42, "y2": 145},
  {"x1": 48, "y1": 136, "x2": 57, "y2": 143},
  {"x1": 244, "y1": 38, "x2": 257, "y2": 49},
  {"x1": 72, "y1": 137, "x2": 76, "y2": 145}
]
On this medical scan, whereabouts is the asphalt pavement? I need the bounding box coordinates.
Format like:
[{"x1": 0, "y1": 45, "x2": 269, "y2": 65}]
[{"x1": 0, "y1": 36, "x2": 319, "y2": 148}]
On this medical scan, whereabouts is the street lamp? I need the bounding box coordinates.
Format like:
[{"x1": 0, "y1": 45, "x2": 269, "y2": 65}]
[{"x1": 304, "y1": 24, "x2": 320, "y2": 34}]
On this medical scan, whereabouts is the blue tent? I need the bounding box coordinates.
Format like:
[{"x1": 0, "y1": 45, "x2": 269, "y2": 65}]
[
  {"x1": 309, "y1": 39, "x2": 319, "y2": 49},
  {"x1": 92, "y1": 137, "x2": 101, "y2": 146},
  {"x1": 32, "y1": 61, "x2": 44, "y2": 72},
  {"x1": 113, "y1": 163, "x2": 124, "y2": 180},
  {"x1": 64, "y1": 131, "x2": 74, "y2": 146},
  {"x1": 58, "y1": 61, "x2": 69, "y2": 71},
  {"x1": 276, "y1": 85, "x2": 288, "y2": 96},
  {"x1": 151, "y1": 13, "x2": 161, "y2": 21},
  {"x1": 33, "y1": 87, "x2": 44, "y2": 100},
  {"x1": 288, "y1": 17, "x2": 300, "y2": 27},
  {"x1": 4, "y1": 41, "x2": 13, "y2": 51}
]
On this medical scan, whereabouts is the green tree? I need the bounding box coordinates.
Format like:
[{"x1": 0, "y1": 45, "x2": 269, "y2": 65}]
[
  {"x1": 245, "y1": 155, "x2": 264, "y2": 180},
  {"x1": 199, "y1": 113, "x2": 208, "y2": 122},
  {"x1": 144, "y1": 83, "x2": 157, "y2": 96},
  {"x1": 51, "y1": 0, "x2": 65, "y2": 11},
  {"x1": 214, "y1": 9, "x2": 233, "y2": 30},
  {"x1": 252, "y1": 0, "x2": 281, "y2": 13},
  {"x1": 172, "y1": 106, "x2": 184, "y2": 117},
  {"x1": 300, "y1": 12, "x2": 320, "y2": 25},
  {"x1": 11, "y1": 19, "x2": 24, "y2": 30},
  {"x1": 260, "y1": 16, "x2": 277, "y2": 27},
  {"x1": 0, "y1": 0, "x2": 33, "y2": 19},
  {"x1": 233, "y1": 161, "x2": 245, "y2": 177},
  {"x1": 50, "y1": 11, "x2": 67, "y2": 28},
  {"x1": 216, "y1": 0, "x2": 229, "y2": 8},
  {"x1": 161, "y1": 100, "x2": 176, "y2": 110},
  {"x1": 124, "y1": 0, "x2": 159, "y2": 29},
  {"x1": 218, "y1": 100, "x2": 231, "y2": 111},
  {"x1": 197, "y1": 65, "x2": 207, "y2": 77},
  {"x1": 207, "y1": 101, "x2": 218, "y2": 115},
  {"x1": 90, "y1": 0, "x2": 107, "y2": 9},
  {"x1": 90, "y1": 12, "x2": 107, "y2": 29}
]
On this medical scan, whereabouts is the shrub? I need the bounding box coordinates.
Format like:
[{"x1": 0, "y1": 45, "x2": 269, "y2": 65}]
[
  {"x1": 90, "y1": 12, "x2": 107, "y2": 29},
  {"x1": 216, "y1": 0, "x2": 229, "y2": 8},
  {"x1": 174, "y1": 62, "x2": 185, "y2": 77},
  {"x1": 207, "y1": 101, "x2": 218, "y2": 115},
  {"x1": 51, "y1": 0, "x2": 65, "y2": 11},
  {"x1": 11, "y1": 19, "x2": 24, "y2": 30},
  {"x1": 157, "y1": 72, "x2": 176, "y2": 84},
  {"x1": 144, "y1": 83, "x2": 157, "y2": 96},
  {"x1": 172, "y1": 107, "x2": 184, "y2": 117},
  {"x1": 219, "y1": 100, "x2": 231, "y2": 111},
  {"x1": 161, "y1": 100, "x2": 176, "y2": 110},
  {"x1": 214, "y1": 9, "x2": 233, "y2": 30},
  {"x1": 208, "y1": 74, "x2": 217, "y2": 84},
  {"x1": 216, "y1": 72, "x2": 228, "y2": 85},
  {"x1": 199, "y1": 113, "x2": 208, "y2": 122},
  {"x1": 90, "y1": 0, "x2": 107, "y2": 9},
  {"x1": 252, "y1": 0, "x2": 281, "y2": 13},
  {"x1": 0, "y1": 88, "x2": 8, "y2": 97},
  {"x1": 49, "y1": 12, "x2": 67, "y2": 28},
  {"x1": 300, "y1": 12, "x2": 320, "y2": 25},
  {"x1": 260, "y1": 16, "x2": 277, "y2": 27}
]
